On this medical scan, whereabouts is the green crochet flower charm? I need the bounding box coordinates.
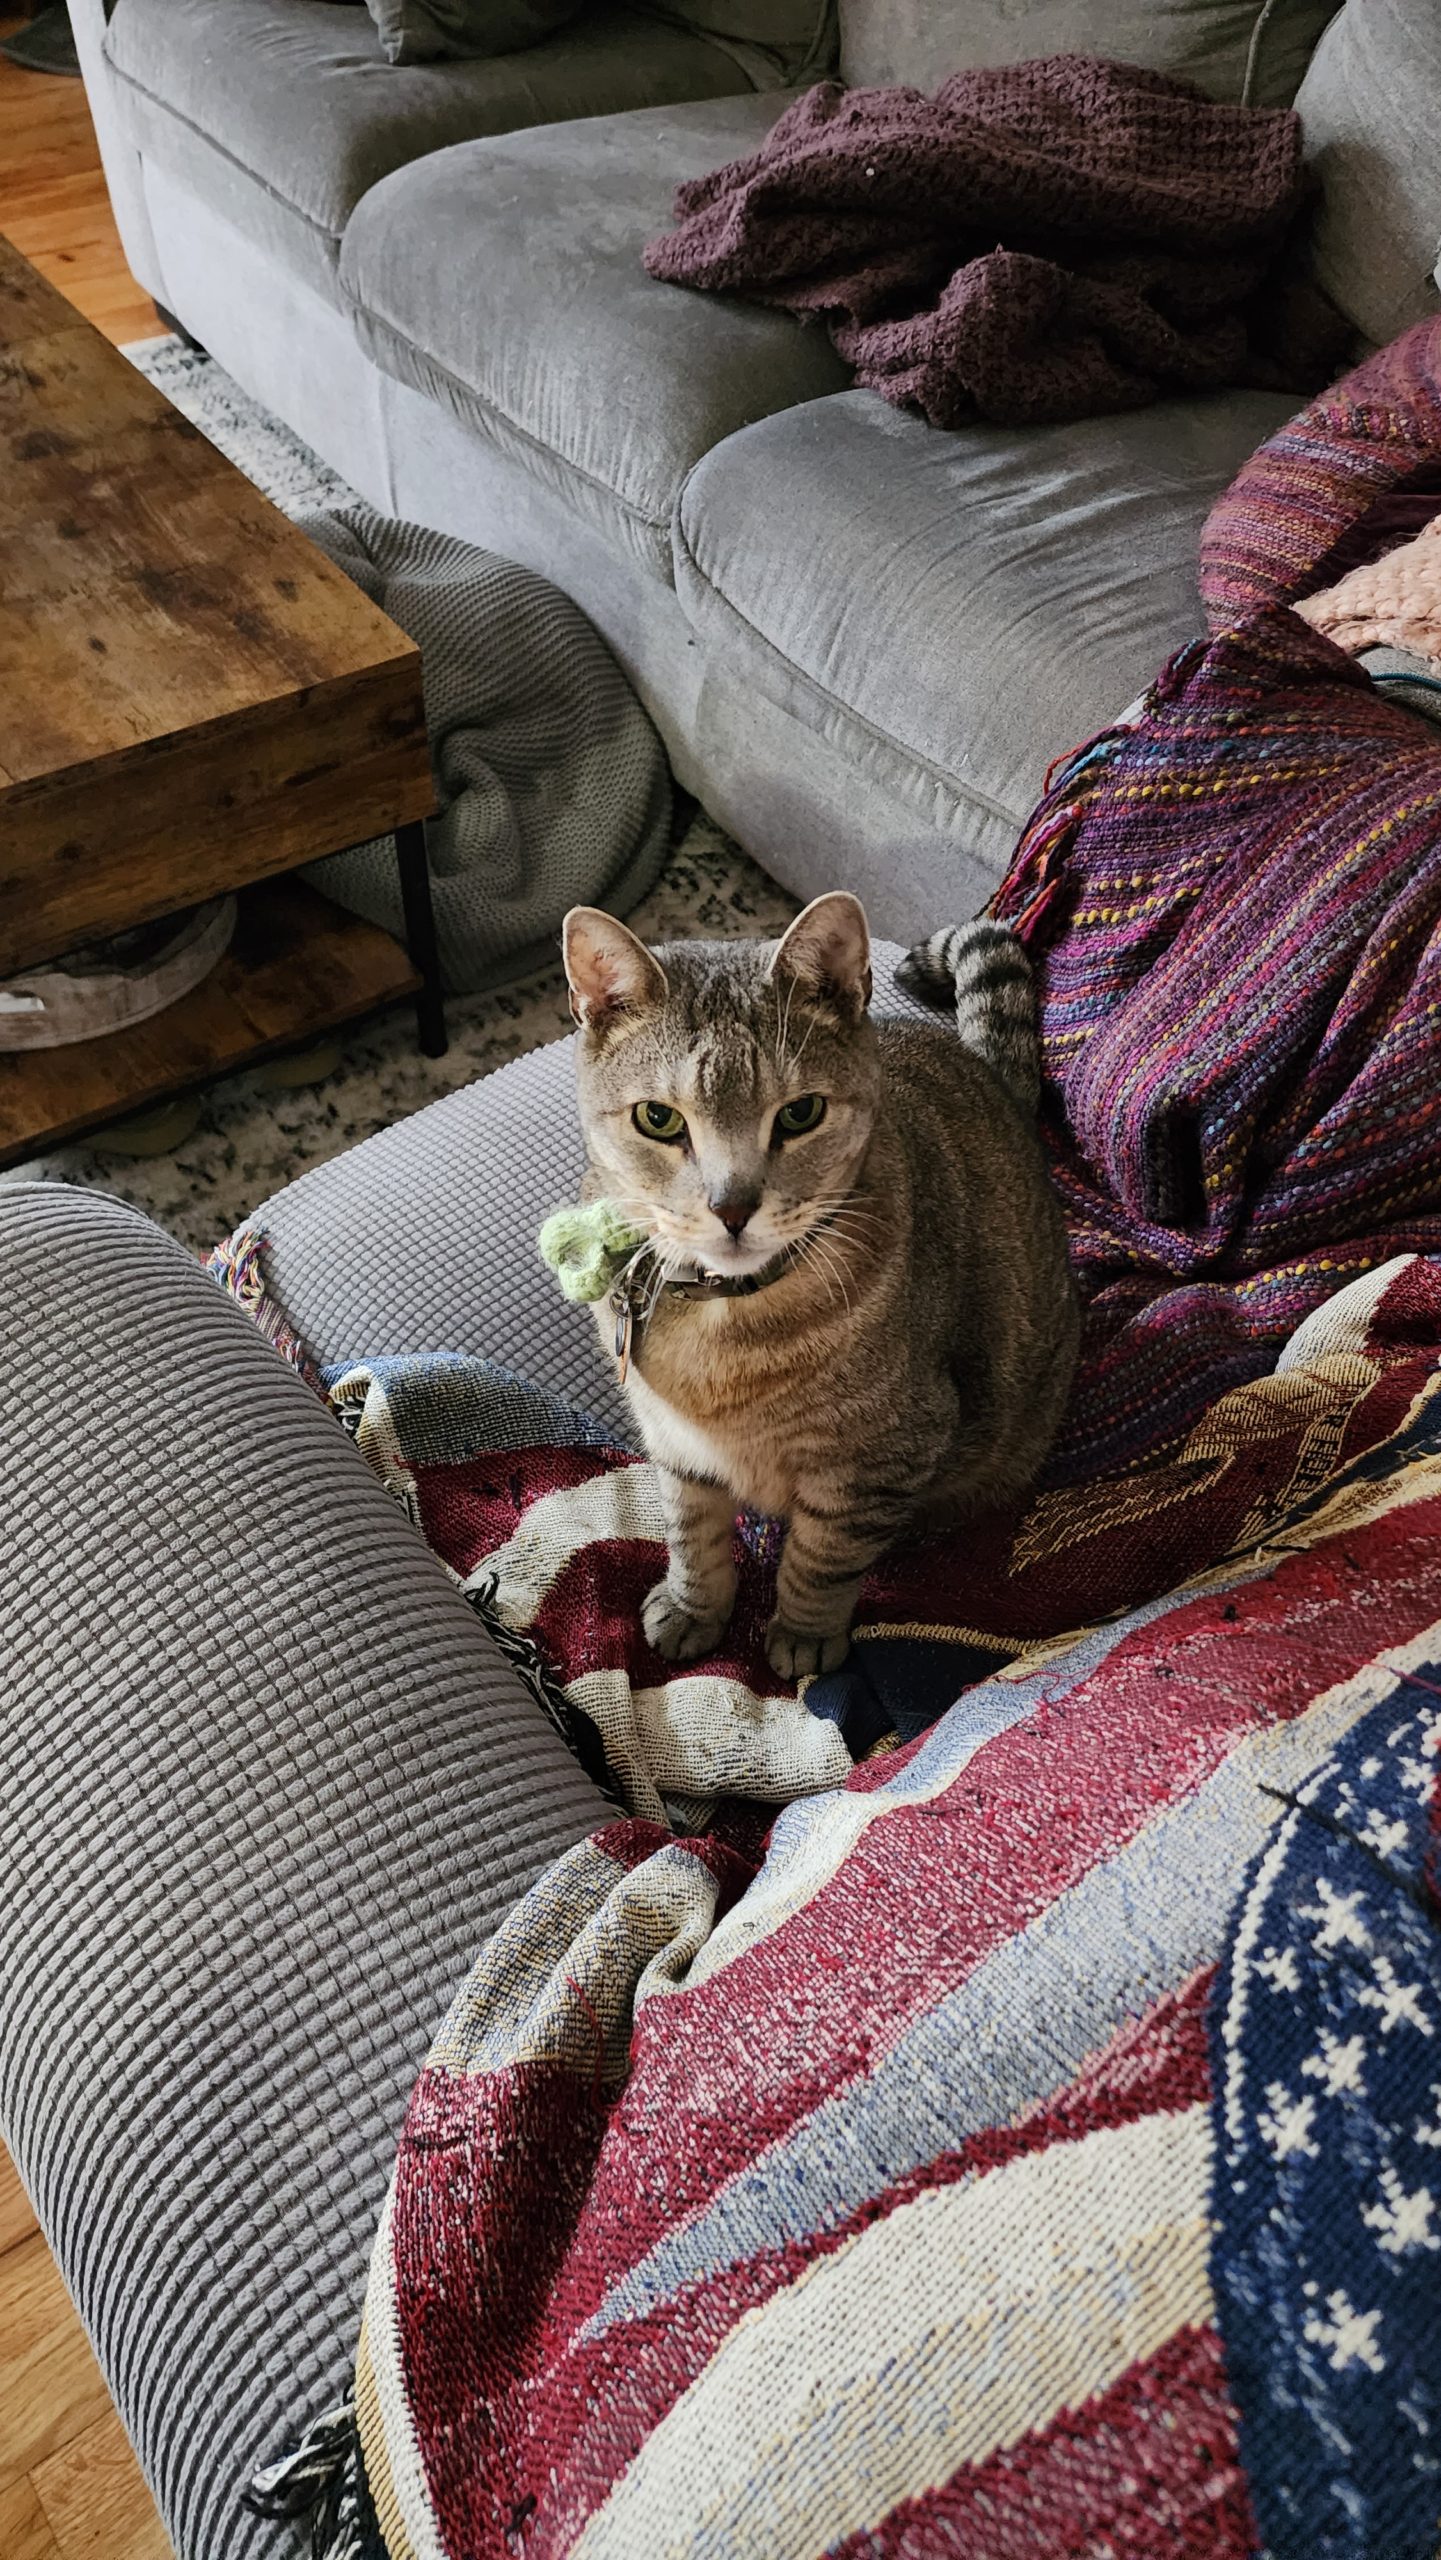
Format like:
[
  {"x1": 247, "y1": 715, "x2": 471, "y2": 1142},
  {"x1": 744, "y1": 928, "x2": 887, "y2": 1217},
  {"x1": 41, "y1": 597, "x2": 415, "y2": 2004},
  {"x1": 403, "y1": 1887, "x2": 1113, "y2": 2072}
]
[{"x1": 538, "y1": 1200, "x2": 648, "y2": 1304}]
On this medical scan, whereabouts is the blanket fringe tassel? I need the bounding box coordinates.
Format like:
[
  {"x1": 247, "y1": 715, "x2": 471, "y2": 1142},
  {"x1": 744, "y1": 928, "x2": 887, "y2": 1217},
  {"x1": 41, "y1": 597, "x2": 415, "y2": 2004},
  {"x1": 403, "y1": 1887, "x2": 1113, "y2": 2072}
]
[
  {"x1": 243, "y1": 2398, "x2": 363, "y2": 2559},
  {"x1": 207, "y1": 1223, "x2": 326, "y2": 1394}
]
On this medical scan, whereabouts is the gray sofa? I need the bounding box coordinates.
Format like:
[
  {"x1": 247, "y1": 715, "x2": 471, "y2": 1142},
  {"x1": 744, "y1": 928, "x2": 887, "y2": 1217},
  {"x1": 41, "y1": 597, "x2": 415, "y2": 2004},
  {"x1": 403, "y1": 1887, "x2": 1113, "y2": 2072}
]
[
  {"x1": 8, "y1": 4, "x2": 1441, "y2": 2554},
  {"x1": 70, "y1": 0, "x2": 1441, "y2": 936}
]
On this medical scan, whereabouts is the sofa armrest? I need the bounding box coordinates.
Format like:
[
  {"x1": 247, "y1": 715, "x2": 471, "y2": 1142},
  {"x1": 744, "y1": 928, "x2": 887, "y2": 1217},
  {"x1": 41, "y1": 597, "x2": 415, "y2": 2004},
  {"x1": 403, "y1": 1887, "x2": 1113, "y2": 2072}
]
[
  {"x1": 254, "y1": 1028, "x2": 639, "y2": 1434},
  {"x1": 65, "y1": 0, "x2": 168, "y2": 301},
  {"x1": 0, "y1": 1182, "x2": 607, "y2": 2559}
]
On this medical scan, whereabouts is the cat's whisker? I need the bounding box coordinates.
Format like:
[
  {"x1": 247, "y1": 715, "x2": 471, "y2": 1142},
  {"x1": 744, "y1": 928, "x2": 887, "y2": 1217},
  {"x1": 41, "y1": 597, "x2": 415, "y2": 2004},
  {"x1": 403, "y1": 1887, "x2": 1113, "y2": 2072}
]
[
  {"x1": 611, "y1": 1194, "x2": 662, "y2": 1240},
  {"x1": 811, "y1": 1217, "x2": 860, "y2": 1266},
  {"x1": 801, "y1": 1227, "x2": 854, "y2": 1317},
  {"x1": 798, "y1": 1198, "x2": 887, "y2": 1255},
  {"x1": 774, "y1": 974, "x2": 799, "y2": 1082},
  {"x1": 782, "y1": 1008, "x2": 820, "y2": 1082},
  {"x1": 817, "y1": 1252, "x2": 855, "y2": 1321},
  {"x1": 643, "y1": 1242, "x2": 684, "y2": 1321},
  {"x1": 800, "y1": 1236, "x2": 844, "y2": 1314},
  {"x1": 815, "y1": 1200, "x2": 885, "y2": 1234},
  {"x1": 793, "y1": 1189, "x2": 862, "y2": 1221},
  {"x1": 826, "y1": 1206, "x2": 890, "y2": 1251}
]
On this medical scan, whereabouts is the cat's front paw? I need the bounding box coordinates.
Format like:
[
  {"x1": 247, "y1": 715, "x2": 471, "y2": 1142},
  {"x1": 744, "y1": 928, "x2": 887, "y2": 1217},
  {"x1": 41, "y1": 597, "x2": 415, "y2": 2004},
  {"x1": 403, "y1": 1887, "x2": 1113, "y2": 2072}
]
[
  {"x1": 765, "y1": 1617, "x2": 851, "y2": 1681},
  {"x1": 643, "y1": 1579, "x2": 729, "y2": 1663}
]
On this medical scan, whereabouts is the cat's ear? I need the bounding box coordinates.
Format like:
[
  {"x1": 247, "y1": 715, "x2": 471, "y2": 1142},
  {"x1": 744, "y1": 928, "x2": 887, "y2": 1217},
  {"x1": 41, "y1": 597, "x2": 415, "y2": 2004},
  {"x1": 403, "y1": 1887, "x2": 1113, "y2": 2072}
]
[
  {"x1": 563, "y1": 908, "x2": 668, "y2": 1030},
  {"x1": 769, "y1": 893, "x2": 872, "y2": 1021}
]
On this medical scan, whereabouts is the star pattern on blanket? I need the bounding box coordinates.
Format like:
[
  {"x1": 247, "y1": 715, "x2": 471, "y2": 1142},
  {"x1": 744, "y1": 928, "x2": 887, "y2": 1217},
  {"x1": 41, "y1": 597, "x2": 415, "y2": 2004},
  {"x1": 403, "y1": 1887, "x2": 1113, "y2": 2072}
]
[
  {"x1": 1300, "y1": 2027, "x2": 1367, "y2": 2099},
  {"x1": 1361, "y1": 2167, "x2": 1438, "y2": 2255},
  {"x1": 1210, "y1": 1677, "x2": 1441, "y2": 2554},
  {"x1": 1300, "y1": 2286, "x2": 1387, "y2": 2375}
]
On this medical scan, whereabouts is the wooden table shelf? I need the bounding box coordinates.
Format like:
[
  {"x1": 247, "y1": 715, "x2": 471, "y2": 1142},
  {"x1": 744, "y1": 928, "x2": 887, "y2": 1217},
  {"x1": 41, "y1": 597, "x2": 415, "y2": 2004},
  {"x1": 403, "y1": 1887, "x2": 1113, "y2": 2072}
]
[
  {"x1": 0, "y1": 231, "x2": 445, "y2": 1147},
  {"x1": 0, "y1": 876, "x2": 419, "y2": 1165}
]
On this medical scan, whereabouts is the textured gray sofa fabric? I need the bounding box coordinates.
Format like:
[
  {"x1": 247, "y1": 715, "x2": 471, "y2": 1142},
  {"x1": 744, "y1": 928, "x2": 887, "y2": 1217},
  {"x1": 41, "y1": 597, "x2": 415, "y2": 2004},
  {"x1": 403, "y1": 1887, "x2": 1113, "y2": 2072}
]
[
  {"x1": 674, "y1": 385, "x2": 1296, "y2": 876},
  {"x1": 0, "y1": 1183, "x2": 608, "y2": 2560},
  {"x1": 836, "y1": 0, "x2": 1343, "y2": 105},
  {"x1": 102, "y1": 0, "x2": 753, "y2": 304},
  {"x1": 258, "y1": 1029, "x2": 630, "y2": 1434},
  {"x1": 254, "y1": 938, "x2": 928, "y2": 1418},
  {"x1": 298, "y1": 508, "x2": 673, "y2": 993},
  {"x1": 687, "y1": 656, "x2": 1011, "y2": 933},
  {"x1": 1294, "y1": 0, "x2": 1441, "y2": 350},
  {"x1": 339, "y1": 94, "x2": 852, "y2": 579}
]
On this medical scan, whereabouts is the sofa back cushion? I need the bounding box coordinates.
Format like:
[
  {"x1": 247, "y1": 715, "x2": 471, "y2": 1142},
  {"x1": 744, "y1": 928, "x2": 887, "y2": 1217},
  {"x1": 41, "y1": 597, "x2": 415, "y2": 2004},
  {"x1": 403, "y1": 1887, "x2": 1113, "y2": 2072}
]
[
  {"x1": 1293, "y1": 0, "x2": 1441, "y2": 348},
  {"x1": 838, "y1": 0, "x2": 1341, "y2": 105},
  {"x1": 364, "y1": 0, "x2": 582, "y2": 64},
  {"x1": 641, "y1": 0, "x2": 835, "y2": 82}
]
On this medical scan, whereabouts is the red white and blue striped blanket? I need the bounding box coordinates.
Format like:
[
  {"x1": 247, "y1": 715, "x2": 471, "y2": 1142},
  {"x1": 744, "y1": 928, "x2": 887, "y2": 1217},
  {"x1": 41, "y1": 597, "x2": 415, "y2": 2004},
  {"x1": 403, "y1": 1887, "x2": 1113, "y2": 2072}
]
[{"x1": 239, "y1": 1253, "x2": 1441, "y2": 2560}]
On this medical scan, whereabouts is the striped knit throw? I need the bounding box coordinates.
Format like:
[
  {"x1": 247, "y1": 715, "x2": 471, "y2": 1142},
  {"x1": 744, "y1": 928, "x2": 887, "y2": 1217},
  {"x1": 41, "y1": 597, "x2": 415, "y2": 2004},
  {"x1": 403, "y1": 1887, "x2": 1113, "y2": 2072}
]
[{"x1": 1200, "y1": 316, "x2": 1441, "y2": 625}]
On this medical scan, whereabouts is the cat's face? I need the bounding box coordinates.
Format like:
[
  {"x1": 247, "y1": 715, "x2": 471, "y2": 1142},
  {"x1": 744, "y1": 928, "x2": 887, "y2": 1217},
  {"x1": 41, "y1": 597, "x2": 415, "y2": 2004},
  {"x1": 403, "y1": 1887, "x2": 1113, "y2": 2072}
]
[{"x1": 565, "y1": 895, "x2": 880, "y2": 1279}]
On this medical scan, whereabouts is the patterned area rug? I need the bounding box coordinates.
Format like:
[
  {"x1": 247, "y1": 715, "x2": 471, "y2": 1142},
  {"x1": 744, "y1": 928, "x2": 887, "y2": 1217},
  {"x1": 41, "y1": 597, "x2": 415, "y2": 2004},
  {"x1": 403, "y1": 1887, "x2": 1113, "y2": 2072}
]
[{"x1": 0, "y1": 339, "x2": 796, "y2": 1256}]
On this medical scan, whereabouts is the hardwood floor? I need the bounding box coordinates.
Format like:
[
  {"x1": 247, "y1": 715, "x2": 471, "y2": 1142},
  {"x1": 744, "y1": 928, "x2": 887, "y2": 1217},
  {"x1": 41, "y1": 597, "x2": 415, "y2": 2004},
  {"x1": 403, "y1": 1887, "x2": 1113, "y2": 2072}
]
[
  {"x1": 0, "y1": 17, "x2": 157, "y2": 342},
  {"x1": 1, "y1": 42, "x2": 173, "y2": 2560}
]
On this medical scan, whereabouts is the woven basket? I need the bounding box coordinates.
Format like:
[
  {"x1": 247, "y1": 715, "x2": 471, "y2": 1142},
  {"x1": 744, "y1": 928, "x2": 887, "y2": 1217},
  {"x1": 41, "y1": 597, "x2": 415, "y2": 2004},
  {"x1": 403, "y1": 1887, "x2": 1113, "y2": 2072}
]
[{"x1": 0, "y1": 898, "x2": 236, "y2": 1052}]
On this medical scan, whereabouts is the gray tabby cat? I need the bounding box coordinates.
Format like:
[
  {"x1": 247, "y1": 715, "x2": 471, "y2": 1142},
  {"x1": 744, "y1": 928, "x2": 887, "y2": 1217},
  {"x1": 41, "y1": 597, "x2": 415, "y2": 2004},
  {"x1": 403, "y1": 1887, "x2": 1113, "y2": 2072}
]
[{"x1": 563, "y1": 892, "x2": 1078, "y2": 1680}]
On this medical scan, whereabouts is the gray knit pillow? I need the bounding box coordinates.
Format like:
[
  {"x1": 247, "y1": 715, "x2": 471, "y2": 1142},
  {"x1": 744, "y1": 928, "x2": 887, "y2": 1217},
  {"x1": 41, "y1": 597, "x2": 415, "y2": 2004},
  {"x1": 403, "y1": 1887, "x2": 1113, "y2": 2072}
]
[{"x1": 366, "y1": 0, "x2": 585, "y2": 63}]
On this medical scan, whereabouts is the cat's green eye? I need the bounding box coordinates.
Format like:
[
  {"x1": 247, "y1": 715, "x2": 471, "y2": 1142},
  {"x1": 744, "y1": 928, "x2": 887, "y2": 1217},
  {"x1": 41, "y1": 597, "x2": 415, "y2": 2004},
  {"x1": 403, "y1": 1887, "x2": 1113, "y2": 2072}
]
[
  {"x1": 633, "y1": 1100, "x2": 687, "y2": 1143},
  {"x1": 775, "y1": 1093, "x2": 827, "y2": 1139}
]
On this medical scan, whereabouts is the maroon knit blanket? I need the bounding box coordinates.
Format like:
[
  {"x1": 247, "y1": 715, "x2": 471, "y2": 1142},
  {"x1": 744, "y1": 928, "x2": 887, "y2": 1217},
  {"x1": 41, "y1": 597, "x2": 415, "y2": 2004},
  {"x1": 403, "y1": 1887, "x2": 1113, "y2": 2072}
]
[{"x1": 643, "y1": 59, "x2": 1305, "y2": 428}]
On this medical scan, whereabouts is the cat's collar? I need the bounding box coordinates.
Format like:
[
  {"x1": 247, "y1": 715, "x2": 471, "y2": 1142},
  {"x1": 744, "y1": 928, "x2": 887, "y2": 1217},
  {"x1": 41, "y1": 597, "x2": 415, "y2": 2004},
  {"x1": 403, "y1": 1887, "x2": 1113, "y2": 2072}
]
[{"x1": 609, "y1": 1217, "x2": 835, "y2": 1383}]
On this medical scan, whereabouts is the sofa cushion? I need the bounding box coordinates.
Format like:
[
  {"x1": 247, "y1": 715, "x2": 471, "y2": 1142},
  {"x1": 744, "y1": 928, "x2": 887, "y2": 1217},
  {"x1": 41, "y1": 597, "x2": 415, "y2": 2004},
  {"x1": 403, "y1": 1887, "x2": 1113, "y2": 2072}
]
[
  {"x1": 366, "y1": 0, "x2": 585, "y2": 66},
  {"x1": 103, "y1": 0, "x2": 753, "y2": 304},
  {"x1": 1293, "y1": 0, "x2": 1441, "y2": 349},
  {"x1": 837, "y1": 0, "x2": 1341, "y2": 106},
  {"x1": 674, "y1": 385, "x2": 1295, "y2": 871},
  {"x1": 340, "y1": 95, "x2": 852, "y2": 578},
  {"x1": 639, "y1": 0, "x2": 837, "y2": 85}
]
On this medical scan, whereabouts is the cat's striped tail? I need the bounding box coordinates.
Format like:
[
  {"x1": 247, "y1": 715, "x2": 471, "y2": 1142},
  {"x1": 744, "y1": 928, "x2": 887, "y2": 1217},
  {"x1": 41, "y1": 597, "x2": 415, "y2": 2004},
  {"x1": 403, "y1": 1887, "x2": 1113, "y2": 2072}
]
[{"x1": 896, "y1": 920, "x2": 1041, "y2": 1114}]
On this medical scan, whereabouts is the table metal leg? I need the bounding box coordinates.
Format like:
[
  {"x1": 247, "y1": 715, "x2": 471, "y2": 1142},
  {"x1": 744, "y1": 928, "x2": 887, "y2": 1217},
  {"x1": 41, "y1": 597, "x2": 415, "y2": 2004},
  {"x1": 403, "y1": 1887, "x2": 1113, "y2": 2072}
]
[{"x1": 394, "y1": 817, "x2": 447, "y2": 1058}]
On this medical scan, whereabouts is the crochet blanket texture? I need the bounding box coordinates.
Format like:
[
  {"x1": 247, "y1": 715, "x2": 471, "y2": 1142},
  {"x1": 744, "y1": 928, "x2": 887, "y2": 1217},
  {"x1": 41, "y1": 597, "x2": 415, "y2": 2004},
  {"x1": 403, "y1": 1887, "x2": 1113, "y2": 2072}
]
[{"x1": 644, "y1": 56, "x2": 1305, "y2": 427}]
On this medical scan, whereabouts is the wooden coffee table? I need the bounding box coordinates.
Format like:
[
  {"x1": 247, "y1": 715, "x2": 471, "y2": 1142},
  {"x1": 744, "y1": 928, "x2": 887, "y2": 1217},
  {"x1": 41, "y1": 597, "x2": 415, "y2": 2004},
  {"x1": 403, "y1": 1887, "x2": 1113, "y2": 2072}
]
[{"x1": 0, "y1": 235, "x2": 446, "y2": 1166}]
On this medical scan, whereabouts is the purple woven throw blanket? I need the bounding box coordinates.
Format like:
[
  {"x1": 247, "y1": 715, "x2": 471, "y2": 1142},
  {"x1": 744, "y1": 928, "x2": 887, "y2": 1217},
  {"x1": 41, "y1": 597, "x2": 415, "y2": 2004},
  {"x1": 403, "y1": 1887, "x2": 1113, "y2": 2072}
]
[
  {"x1": 994, "y1": 605, "x2": 1441, "y2": 1310},
  {"x1": 643, "y1": 58, "x2": 1304, "y2": 428},
  {"x1": 1201, "y1": 319, "x2": 1441, "y2": 622}
]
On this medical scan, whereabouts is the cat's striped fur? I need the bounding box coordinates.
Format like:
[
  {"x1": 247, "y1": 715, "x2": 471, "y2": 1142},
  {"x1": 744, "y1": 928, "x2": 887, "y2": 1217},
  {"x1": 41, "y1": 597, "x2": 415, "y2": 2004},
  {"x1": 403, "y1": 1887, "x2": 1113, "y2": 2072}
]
[
  {"x1": 564, "y1": 895, "x2": 1077, "y2": 1681},
  {"x1": 897, "y1": 918, "x2": 1042, "y2": 1113}
]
